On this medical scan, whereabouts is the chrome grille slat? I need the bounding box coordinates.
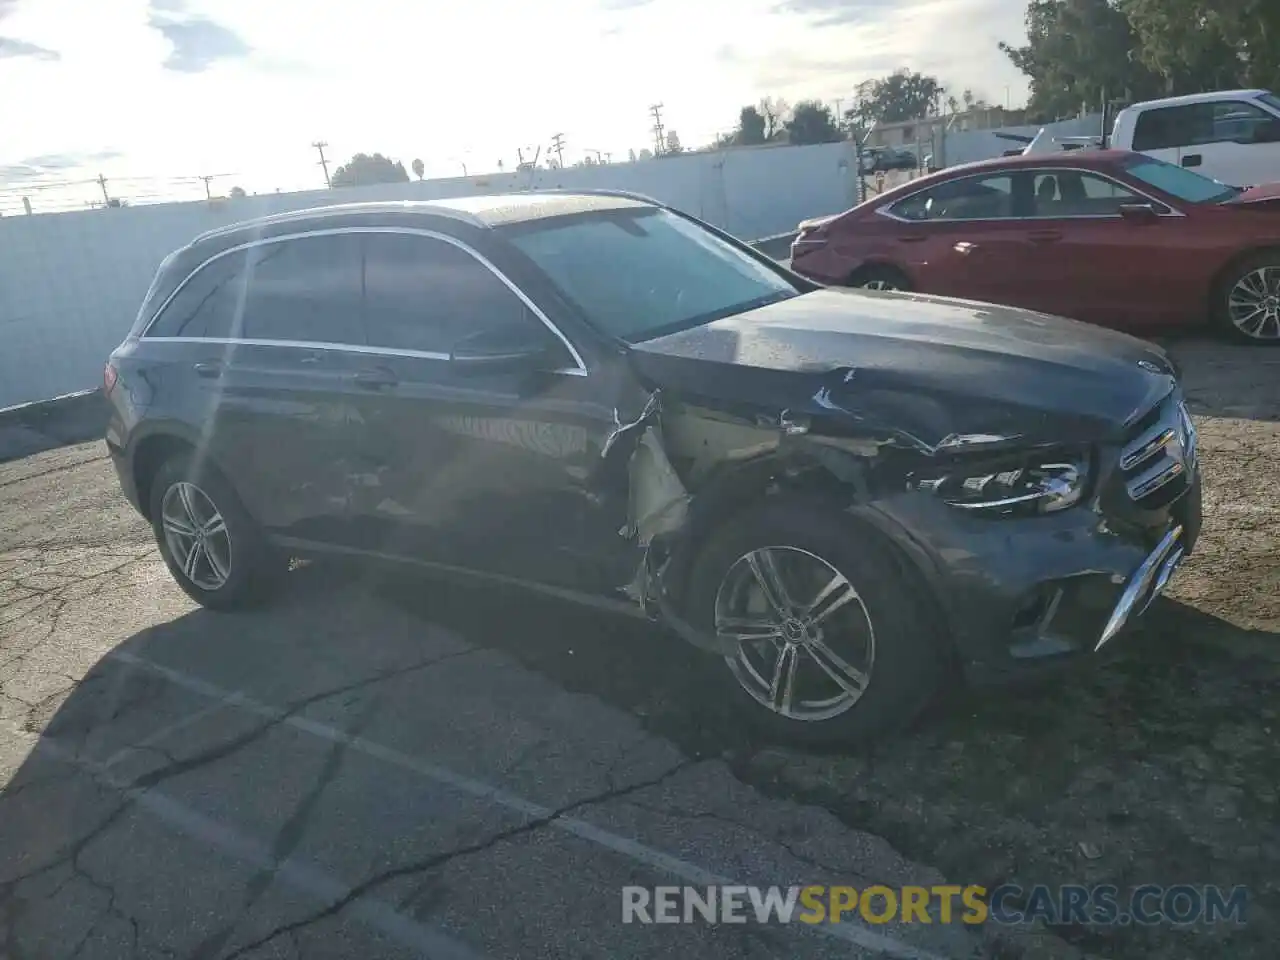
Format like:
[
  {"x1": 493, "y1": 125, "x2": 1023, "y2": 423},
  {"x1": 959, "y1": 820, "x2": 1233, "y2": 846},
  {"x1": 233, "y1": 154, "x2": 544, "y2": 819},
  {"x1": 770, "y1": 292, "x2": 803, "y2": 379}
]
[{"x1": 1118, "y1": 395, "x2": 1195, "y2": 505}]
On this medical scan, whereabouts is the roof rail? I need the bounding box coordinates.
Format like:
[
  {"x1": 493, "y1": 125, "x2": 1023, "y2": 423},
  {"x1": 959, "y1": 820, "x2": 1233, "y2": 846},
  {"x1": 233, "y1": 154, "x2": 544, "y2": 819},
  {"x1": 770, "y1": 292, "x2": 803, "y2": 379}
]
[
  {"x1": 522, "y1": 187, "x2": 665, "y2": 206},
  {"x1": 189, "y1": 200, "x2": 486, "y2": 245}
]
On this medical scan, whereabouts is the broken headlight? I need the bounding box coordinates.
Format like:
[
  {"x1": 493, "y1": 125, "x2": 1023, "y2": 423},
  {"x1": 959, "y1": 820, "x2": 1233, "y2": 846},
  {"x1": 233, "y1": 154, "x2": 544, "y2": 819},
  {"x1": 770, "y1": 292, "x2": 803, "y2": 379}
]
[{"x1": 908, "y1": 450, "x2": 1091, "y2": 515}]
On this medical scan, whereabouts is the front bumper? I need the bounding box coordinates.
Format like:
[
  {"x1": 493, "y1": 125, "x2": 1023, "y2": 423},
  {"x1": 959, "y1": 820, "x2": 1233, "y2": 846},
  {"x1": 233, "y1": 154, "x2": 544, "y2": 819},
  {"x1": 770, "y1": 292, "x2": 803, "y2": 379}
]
[{"x1": 863, "y1": 452, "x2": 1203, "y2": 686}]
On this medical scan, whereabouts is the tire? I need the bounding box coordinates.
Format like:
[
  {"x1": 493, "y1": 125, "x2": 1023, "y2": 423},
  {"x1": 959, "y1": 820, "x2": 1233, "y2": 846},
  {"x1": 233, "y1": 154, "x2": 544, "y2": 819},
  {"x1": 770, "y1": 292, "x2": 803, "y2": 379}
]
[
  {"x1": 147, "y1": 452, "x2": 283, "y2": 609},
  {"x1": 848, "y1": 265, "x2": 912, "y2": 293},
  {"x1": 685, "y1": 499, "x2": 947, "y2": 746},
  {"x1": 1213, "y1": 252, "x2": 1280, "y2": 345}
]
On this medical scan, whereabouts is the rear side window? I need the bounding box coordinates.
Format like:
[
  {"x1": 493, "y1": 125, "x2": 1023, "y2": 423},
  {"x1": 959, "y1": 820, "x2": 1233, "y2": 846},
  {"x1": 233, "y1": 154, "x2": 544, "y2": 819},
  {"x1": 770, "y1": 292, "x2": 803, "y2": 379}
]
[
  {"x1": 1031, "y1": 171, "x2": 1144, "y2": 216},
  {"x1": 1133, "y1": 101, "x2": 1276, "y2": 150},
  {"x1": 362, "y1": 234, "x2": 535, "y2": 354},
  {"x1": 147, "y1": 234, "x2": 364, "y2": 345},
  {"x1": 237, "y1": 235, "x2": 364, "y2": 344}
]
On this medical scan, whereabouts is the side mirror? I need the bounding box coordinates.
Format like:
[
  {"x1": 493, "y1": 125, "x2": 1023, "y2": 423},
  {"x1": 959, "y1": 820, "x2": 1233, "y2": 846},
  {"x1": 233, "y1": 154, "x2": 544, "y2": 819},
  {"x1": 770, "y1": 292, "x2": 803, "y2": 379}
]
[
  {"x1": 448, "y1": 327, "x2": 561, "y2": 375},
  {"x1": 1118, "y1": 202, "x2": 1160, "y2": 223}
]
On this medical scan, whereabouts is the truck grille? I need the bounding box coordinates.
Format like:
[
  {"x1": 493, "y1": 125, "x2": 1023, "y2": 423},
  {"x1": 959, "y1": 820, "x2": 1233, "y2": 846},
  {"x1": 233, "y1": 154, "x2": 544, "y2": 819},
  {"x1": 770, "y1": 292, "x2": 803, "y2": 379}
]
[{"x1": 1118, "y1": 395, "x2": 1197, "y2": 507}]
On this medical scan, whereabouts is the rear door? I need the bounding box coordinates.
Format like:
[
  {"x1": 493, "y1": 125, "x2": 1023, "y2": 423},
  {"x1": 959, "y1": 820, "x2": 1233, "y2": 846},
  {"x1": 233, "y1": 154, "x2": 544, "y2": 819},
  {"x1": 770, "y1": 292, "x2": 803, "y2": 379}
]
[
  {"x1": 146, "y1": 234, "x2": 367, "y2": 540},
  {"x1": 345, "y1": 230, "x2": 636, "y2": 592}
]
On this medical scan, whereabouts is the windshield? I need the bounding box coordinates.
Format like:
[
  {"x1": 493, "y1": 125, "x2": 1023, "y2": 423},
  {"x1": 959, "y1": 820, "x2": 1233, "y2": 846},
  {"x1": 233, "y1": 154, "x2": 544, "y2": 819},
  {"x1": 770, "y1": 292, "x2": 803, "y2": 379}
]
[
  {"x1": 1123, "y1": 155, "x2": 1241, "y2": 203},
  {"x1": 501, "y1": 208, "x2": 801, "y2": 343}
]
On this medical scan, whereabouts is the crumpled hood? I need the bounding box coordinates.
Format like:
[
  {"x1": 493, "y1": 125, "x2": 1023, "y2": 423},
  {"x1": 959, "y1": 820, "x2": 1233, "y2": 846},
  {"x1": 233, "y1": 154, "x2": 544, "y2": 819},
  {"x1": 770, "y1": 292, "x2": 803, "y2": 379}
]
[{"x1": 628, "y1": 288, "x2": 1176, "y2": 448}]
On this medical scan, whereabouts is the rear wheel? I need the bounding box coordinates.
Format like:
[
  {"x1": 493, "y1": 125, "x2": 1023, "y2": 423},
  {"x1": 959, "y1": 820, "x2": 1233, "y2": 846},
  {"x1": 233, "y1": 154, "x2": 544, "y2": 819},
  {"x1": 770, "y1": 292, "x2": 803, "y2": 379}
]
[
  {"x1": 848, "y1": 265, "x2": 912, "y2": 292},
  {"x1": 148, "y1": 453, "x2": 283, "y2": 609},
  {"x1": 686, "y1": 500, "x2": 946, "y2": 745},
  {"x1": 1215, "y1": 254, "x2": 1280, "y2": 344}
]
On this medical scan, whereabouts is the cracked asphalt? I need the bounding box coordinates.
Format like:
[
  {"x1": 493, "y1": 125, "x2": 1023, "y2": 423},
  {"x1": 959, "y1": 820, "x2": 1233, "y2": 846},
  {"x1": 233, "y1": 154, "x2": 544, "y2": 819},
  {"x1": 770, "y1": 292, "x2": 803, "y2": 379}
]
[{"x1": 0, "y1": 339, "x2": 1276, "y2": 960}]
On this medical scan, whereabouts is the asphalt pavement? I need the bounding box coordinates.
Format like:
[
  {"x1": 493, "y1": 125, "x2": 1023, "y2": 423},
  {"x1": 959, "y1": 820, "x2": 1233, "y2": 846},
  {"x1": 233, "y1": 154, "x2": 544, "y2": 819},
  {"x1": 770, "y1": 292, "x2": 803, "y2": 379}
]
[{"x1": 0, "y1": 442, "x2": 1082, "y2": 959}]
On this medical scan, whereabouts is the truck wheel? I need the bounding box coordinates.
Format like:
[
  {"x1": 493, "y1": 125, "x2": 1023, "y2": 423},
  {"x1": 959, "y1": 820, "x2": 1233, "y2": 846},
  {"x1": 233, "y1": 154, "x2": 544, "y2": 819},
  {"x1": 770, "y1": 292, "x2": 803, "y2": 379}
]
[
  {"x1": 1215, "y1": 253, "x2": 1280, "y2": 344},
  {"x1": 685, "y1": 499, "x2": 947, "y2": 745},
  {"x1": 148, "y1": 453, "x2": 284, "y2": 610}
]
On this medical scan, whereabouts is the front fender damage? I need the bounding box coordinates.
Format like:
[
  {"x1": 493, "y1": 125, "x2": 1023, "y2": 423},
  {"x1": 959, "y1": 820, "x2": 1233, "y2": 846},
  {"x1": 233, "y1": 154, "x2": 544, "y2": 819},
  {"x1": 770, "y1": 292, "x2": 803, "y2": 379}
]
[{"x1": 606, "y1": 373, "x2": 922, "y2": 655}]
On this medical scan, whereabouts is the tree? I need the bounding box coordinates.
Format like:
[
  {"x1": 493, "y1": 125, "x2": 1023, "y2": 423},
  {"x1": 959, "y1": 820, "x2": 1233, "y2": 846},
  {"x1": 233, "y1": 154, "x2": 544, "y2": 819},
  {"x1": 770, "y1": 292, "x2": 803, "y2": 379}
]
[
  {"x1": 786, "y1": 100, "x2": 842, "y2": 144},
  {"x1": 1121, "y1": 0, "x2": 1279, "y2": 94},
  {"x1": 999, "y1": 0, "x2": 1162, "y2": 120},
  {"x1": 738, "y1": 105, "x2": 767, "y2": 145},
  {"x1": 664, "y1": 130, "x2": 683, "y2": 154},
  {"x1": 330, "y1": 153, "x2": 410, "y2": 188},
  {"x1": 411, "y1": 158, "x2": 425, "y2": 181},
  {"x1": 758, "y1": 97, "x2": 791, "y2": 140},
  {"x1": 229, "y1": 186, "x2": 246, "y2": 199},
  {"x1": 849, "y1": 69, "x2": 943, "y2": 127},
  {"x1": 638, "y1": 148, "x2": 654, "y2": 161},
  {"x1": 628, "y1": 148, "x2": 638, "y2": 162}
]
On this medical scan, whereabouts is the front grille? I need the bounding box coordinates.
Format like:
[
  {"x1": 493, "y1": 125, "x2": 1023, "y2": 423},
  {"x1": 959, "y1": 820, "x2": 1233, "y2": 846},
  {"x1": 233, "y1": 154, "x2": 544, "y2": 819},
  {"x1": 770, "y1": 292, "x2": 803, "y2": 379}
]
[{"x1": 1118, "y1": 394, "x2": 1197, "y2": 508}]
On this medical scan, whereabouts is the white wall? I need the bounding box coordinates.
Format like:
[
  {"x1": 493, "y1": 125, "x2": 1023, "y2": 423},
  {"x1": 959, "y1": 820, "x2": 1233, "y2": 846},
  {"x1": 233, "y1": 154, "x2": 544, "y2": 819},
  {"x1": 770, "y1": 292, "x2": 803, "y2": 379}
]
[
  {"x1": 0, "y1": 142, "x2": 863, "y2": 408},
  {"x1": 0, "y1": 118, "x2": 1097, "y2": 408}
]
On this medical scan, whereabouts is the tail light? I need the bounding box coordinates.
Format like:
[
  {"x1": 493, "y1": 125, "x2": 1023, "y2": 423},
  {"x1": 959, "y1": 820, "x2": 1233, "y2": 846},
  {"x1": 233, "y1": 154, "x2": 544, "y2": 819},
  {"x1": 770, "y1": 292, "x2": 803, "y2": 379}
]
[
  {"x1": 103, "y1": 361, "x2": 118, "y2": 395},
  {"x1": 791, "y1": 226, "x2": 829, "y2": 257}
]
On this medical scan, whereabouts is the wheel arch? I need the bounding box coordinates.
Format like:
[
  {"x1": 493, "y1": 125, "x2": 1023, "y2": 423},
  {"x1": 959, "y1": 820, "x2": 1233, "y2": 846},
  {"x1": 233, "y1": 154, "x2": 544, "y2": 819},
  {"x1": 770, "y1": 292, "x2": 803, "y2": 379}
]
[
  {"x1": 128, "y1": 424, "x2": 239, "y2": 523},
  {"x1": 1208, "y1": 245, "x2": 1280, "y2": 315},
  {"x1": 846, "y1": 260, "x2": 914, "y2": 289}
]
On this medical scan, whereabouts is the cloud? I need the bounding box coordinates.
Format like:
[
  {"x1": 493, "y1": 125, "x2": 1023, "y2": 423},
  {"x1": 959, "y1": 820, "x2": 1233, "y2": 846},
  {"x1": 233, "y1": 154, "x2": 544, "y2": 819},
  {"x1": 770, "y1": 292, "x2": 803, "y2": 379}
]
[
  {"x1": 0, "y1": 36, "x2": 57, "y2": 59},
  {"x1": 147, "y1": 0, "x2": 252, "y2": 73},
  {"x1": 0, "y1": 0, "x2": 58, "y2": 60},
  {"x1": 0, "y1": 150, "x2": 122, "y2": 184},
  {"x1": 772, "y1": 0, "x2": 899, "y2": 28}
]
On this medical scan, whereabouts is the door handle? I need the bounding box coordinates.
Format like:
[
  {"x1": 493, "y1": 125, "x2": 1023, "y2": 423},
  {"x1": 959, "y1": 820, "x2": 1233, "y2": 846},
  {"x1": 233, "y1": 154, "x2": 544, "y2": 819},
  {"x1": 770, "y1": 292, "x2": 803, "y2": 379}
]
[
  {"x1": 1181, "y1": 154, "x2": 1202, "y2": 168},
  {"x1": 298, "y1": 352, "x2": 322, "y2": 365},
  {"x1": 193, "y1": 361, "x2": 223, "y2": 379},
  {"x1": 352, "y1": 367, "x2": 398, "y2": 390},
  {"x1": 1027, "y1": 230, "x2": 1063, "y2": 244},
  {"x1": 953, "y1": 241, "x2": 978, "y2": 255}
]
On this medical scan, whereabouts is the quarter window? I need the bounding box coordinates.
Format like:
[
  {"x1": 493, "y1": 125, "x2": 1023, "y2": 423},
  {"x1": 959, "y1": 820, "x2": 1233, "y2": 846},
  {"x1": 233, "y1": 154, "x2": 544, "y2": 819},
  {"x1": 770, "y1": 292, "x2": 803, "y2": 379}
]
[
  {"x1": 890, "y1": 175, "x2": 1014, "y2": 221},
  {"x1": 146, "y1": 252, "x2": 247, "y2": 339},
  {"x1": 361, "y1": 234, "x2": 542, "y2": 355}
]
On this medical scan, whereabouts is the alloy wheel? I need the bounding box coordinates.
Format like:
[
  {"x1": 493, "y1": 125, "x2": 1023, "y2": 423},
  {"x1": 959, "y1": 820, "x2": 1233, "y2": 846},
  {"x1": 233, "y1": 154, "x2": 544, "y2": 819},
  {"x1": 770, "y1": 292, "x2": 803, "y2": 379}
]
[
  {"x1": 160, "y1": 481, "x2": 233, "y2": 591},
  {"x1": 1227, "y1": 266, "x2": 1280, "y2": 340},
  {"x1": 862, "y1": 279, "x2": 897, "y2": 291},
  {"x1": 715, "y1": 546, "x2": 875, "y2": 722}
]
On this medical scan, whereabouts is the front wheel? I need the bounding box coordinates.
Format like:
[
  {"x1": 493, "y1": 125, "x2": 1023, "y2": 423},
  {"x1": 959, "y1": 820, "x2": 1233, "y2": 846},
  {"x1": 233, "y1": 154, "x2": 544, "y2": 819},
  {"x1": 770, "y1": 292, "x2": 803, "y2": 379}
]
[
  {"x1": 148, "y1": 453, "x2": 283, "y2": 609},
  {"x1": 686, "y1": 500, "x2": 946, "y2": 745},
  {"x1": 1215, "y1": 254, "x2": 1280, "y2": 344}
]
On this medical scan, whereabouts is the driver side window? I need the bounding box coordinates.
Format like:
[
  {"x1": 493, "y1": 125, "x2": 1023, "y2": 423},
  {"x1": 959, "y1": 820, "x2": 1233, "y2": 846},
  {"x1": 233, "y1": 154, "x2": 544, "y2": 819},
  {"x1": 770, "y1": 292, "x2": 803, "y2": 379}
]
[
  {"x1": 890, "y1": 175, "x2": 1015, "y2": 221},
  {"x1": 361, "y1": 234, "x2": 558, "y2": 357}
]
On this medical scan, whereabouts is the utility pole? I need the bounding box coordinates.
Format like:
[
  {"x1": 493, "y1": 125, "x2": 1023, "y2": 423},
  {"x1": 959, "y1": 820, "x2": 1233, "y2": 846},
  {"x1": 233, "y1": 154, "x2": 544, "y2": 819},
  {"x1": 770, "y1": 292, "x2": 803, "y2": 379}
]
[
  {"x1": 311, "y1": 140, "x2": 331, "y2": 187},
  {"x1": 649, "y1": 103, "x2": 666, "y2": 155},
  {"x1": 550, "y1": 133, "x2": 566, "y2": 168},
  {"x1": 96, "y1": 173, "x2": 110, "y2": 205},
  {"x1": 199, "y1": 175, "x2": 214, "y2": 200}
]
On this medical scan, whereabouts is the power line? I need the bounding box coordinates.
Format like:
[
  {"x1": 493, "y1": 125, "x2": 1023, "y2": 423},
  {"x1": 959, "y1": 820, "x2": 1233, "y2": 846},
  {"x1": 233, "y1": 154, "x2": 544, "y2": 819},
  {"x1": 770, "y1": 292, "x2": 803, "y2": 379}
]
[
  {"x1": 311, "y1": 141, "x2": 331, "y2": 187},
  {"x1": 649, "y1": 103, "x2": 667, "y2": 155}
]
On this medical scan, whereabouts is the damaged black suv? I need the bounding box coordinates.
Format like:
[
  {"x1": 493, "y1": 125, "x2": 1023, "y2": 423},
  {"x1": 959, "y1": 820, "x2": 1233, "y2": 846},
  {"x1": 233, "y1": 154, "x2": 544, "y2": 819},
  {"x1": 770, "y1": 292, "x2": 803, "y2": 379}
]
[{"x1": 105, "y1": 192, "x2": 1203, "y2": 743}]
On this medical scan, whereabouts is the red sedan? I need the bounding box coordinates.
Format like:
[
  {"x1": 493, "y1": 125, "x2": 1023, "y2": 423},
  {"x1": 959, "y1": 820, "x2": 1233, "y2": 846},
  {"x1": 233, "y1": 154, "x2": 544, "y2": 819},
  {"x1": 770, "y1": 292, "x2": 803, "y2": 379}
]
[{"x1": 789, "y1": 149, "x2": 1280, "y2": 343}]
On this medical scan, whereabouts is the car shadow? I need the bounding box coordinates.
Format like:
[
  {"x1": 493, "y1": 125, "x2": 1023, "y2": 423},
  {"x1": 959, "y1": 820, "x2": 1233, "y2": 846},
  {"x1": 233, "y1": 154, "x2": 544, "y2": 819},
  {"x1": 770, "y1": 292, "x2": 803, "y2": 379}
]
[{"x1": 4, "y1": 559, "x2": 1276, "y2": 957}]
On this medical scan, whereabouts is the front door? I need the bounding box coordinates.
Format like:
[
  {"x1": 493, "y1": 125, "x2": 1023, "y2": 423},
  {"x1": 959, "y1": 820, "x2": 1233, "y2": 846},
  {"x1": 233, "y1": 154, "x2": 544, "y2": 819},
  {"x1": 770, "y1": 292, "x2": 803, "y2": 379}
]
[{"x1": 344, "y1": 231, "x2": 643, "y2": 593}]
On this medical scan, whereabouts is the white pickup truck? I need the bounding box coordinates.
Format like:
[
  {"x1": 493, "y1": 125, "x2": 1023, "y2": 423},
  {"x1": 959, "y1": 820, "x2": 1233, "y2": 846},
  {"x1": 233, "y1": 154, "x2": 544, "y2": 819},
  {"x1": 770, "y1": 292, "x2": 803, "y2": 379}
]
[{"x1": 1108, "y1": 89, "x2": 1280, "y2": 187}]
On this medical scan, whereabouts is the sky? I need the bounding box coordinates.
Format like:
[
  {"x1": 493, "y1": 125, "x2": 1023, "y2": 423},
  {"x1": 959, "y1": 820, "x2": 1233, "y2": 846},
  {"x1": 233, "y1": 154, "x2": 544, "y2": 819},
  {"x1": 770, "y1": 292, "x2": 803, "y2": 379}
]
[{"x1": 0, "y1": 0, "x2": 1032, "y2": 213}]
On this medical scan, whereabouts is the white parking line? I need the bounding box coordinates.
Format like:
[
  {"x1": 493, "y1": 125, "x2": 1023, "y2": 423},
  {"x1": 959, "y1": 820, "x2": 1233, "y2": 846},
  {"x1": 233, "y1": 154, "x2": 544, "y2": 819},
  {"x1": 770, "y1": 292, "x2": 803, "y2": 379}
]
[
  {"x1": 100, "y1": 699, "x2": 230, "y2": 769},
  {"x1": 111, "y1": 650, "x2": 952, "y2": 960},
  {"x1": 8, "y1": 726, "x2": 491, "y2": 960}
]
